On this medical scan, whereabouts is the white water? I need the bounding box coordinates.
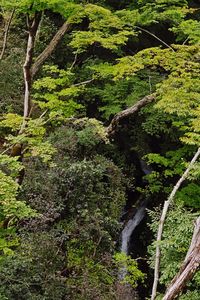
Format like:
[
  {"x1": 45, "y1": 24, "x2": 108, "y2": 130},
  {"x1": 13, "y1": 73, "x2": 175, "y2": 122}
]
[
  {"x1": 119, "y1": 159, "x2": 151, "y2": 280},
  {"x1": 121, "y1": 204, "x2": 146, "y2": 255},
  {"x1": 119, "y1": 202, "x2": 147, "y2": 280}
]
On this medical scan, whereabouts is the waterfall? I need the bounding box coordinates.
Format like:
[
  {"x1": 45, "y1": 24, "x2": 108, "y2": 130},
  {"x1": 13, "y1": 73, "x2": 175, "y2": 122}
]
[
  {"x1": 121, "y1": 203, "x2": 146, "y2": 255},
  {"x1": 119, "y1": 201, "x2": 147, "y2": 280},
  {"x1": 119, "y1": 159, "x2": 152, "y2": 280}
]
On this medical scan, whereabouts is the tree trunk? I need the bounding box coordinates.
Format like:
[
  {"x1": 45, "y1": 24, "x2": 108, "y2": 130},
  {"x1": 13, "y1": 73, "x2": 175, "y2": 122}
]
[
  {"x1": 163, "y1": 217, "x2": 200, "y2": 300},
  {"x1": 23, "y1": 12, "x2": 42, "y2": 121},
  {"x1": 11, "y1": 15, "x2": 72, "y2": 185},
  {"x1": 10, "y1": 13, "x2": 41, "y2": 185}
]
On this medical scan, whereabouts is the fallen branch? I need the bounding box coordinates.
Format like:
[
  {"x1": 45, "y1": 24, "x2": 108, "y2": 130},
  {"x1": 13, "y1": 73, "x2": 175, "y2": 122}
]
[
  {"x1": 163, "y1": 216, "x2": 200, "y2": 300},
  {"x1": 151, "y1": 147, "x2": 200, "y2": 300},
  {"x1": 107, "y1": 94, "x2": 155, "y2": 136}
]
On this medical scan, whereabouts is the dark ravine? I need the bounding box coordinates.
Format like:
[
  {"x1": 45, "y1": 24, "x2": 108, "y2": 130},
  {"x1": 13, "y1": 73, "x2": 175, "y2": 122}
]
[{"x1": 119, "y1": 158, "x2": 154, "y2": 299}]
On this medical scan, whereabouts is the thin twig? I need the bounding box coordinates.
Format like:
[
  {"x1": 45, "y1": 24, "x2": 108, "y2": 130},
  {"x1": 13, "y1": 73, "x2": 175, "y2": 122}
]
[
  {"x1": 135, "y1": 26, "x2": 175, "y2": 51},
  {"x1": 69, "y1": 52, "x2": 78, "y2": 70},
  {"x1": 73, "y1": 78, "x2": 94, "y2": 87},
  {"x1": 151, "y1": 147, "x2": 200, "y2": 300},
  {"x1": 182, "y1": 37, "x2": 189, "y2": 45},
  {"x1": 148, "y1": 76, "x2": 152, "y2": 94},
  {"x1": 0, "y1": 135, "x2": 25, "y2": 155},
  {"x1": 34, "y1": 11, "x2": 44, "y2": 47},
  {"x1": 0, "y1": 9, "x2": 15, "y2": 60},
  {"x1": 1, "y1": 144, "x2": 15, "y2": 155},
  {"x1": 39, "y1": 109, "x2": 48, "y2": 119}
]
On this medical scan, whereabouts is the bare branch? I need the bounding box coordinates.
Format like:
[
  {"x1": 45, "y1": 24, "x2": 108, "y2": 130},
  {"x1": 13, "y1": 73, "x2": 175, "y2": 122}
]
[
  {"x1": 151, "y1": 147, "x2": 200, "y2": 300},
  {"x1": 34, "y1": 11, "x2": 44, "y2": 47},
  {"x1": 73, "y1": 78, "x2": 94, "y2": 87},
  {"x1": 69, "y1": 52, "x2": 78, "y2": 70},
  {"x1": 148, "y1": 76, "x2": 152, "y2": 94},
  {"x1": 0, "y1": 9, "x2": 15, "y2": 60},
  {"x1": 31, "y1": 21, "x2": 72, "y2": 77},
  {"x1": 107, "y1": 94, "x2": 155, "y2": 136},
  {"x1": 135, "y1": 26, "x2": 175, "y2": 51}
]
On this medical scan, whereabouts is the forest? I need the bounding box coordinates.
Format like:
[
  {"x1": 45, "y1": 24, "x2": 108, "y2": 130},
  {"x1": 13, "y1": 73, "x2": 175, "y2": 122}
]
[{"x1": 0, "y1": 0, "x2": 200, "y2": 299}]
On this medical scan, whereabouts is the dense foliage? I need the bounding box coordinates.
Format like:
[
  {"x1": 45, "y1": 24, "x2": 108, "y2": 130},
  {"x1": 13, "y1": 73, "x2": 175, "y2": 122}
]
[{"x1": 0, "y1": 0, "x2": 200, "y2": 299}]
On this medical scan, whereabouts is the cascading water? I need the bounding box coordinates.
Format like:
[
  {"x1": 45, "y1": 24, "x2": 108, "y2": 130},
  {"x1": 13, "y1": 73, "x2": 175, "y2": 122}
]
[
  {"x1": 121, "y1": 202, "x2": 147, "y2": 255},
  {"x1": 119, "y1": 201, "x2": 147, "y2": 280},
  {"x1": 119, "y1": 159, "x2": 152, "y2": 280}
]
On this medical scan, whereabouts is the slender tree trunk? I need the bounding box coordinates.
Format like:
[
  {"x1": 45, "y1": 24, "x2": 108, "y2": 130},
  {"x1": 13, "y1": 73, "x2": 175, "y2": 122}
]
[
  {"x1": 0, "y1": 9, "x2": 15, "y2": 60},
  {"x1": 163, "y1": 217, "x2": 200, "y2": 300},
  {"x1": 23, "y1": 12, "x2": 42, "y2": 121},
  {"x1": 10, "y1": 13, "x2": 41, "y2": 184},
  {"x1": 11, "y1": 14, "x2": 72, "y2": 185},
  {"x1": 24, "y1": 19, "x2": 72, "y2": 118},
  {"x1": 151, "y1": 147, "x2": 200, "y2": 300}
]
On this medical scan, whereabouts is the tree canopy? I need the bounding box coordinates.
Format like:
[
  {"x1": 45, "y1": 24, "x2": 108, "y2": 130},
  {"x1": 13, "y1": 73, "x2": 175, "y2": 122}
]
[{"x1": 0, "y1": 0, "x2": 200, "y2": 299}]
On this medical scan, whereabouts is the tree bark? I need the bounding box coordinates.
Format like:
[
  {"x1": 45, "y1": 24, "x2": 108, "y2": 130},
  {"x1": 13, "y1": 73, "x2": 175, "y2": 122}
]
[
  {"x1": 151, "y1": 147, "x2": 200, "y2": 300},
  {"x1": 107, "y1": 94, "x2": 155, "y2": 136},
  {"x1": 23, "y1": 12, "x2": 42, "y2": 120},
  {"x1": 163, "y1": 217, "x2": 200, "y2": 300},
  {"x1": 31, "y1": 20, "x2": 72, "y2": 78}
]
